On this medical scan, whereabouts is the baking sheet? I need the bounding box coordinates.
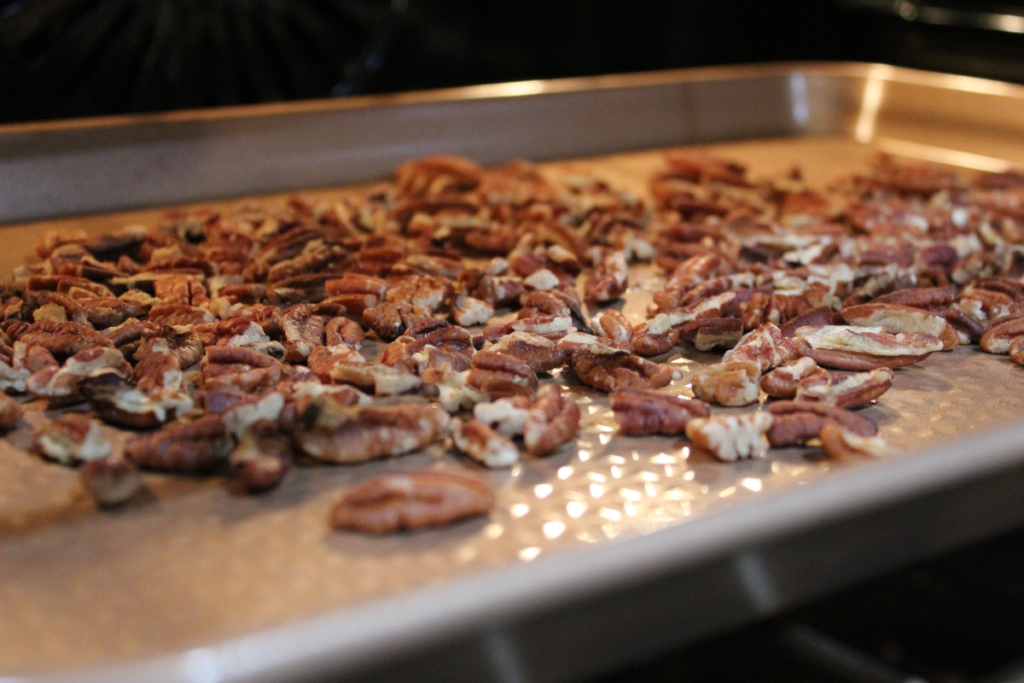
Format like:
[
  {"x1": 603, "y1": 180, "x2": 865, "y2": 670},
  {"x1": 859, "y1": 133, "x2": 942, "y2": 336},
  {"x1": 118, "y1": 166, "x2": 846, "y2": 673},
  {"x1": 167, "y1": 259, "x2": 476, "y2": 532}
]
[{"x1": 2, "y1": 135, "x2": 1024, "y2": 676}]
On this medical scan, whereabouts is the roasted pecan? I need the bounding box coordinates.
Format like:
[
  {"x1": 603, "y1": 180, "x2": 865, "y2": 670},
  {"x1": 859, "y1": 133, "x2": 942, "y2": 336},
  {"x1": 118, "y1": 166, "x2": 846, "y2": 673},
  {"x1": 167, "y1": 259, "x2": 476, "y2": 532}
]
[
  {"x1": 147, "y1": 304, "x2": 215, "y2": 327},
  {"x1": 331, "y1": 362, "x2": 423, "y2": 396},
  {"x1": 385, "y1": 274, "x2": 452, "y2": 311},
  {"x1": 466, "y1": 352, "x2": 538, "y2": 399},
  {"x1": 450, "y1": 294, "x2": 494, "y2": 327},
  {"x1": 125, "y1": 416, "x2": 233, "y2": 472},
  {"x1": 485, "y1": 331, "x2": 566, "y2": 373},
  {"x1": 472, "y1": 396, "x2": 531, "y2": 438},
  {"x1": 819, "y1": 423, "x2": 889, "y2": 459},
  {"x1": 690, "y1": 360, "x2": 761, "y2": 407},
  {"x1": 555, "y1": 331, "x2": 632, "y2": 356},
  {"x1": 585, "y1": 250, "x2": 628, "y2": 303},
  {"x1": 794, "y1": 367, "x2": 894, "y2": 408},
  {"x1": 794, "y1": 325, "x2": 942, "y2": 370},
  {"x1": 611, "y1": 388, "x2": 710, "y2": 436},
  {"x1": 329, "y1": 470, "x2": 493, "y2": 534},
  {"x1": 570, "y1": 349, "x2": 679, "y2": 392},
  {"x1": 482, "y1": 315, "x2": 574, "y2": 342},
  {"x1": 685, "y1": 412, "x2": 773, "y2": 462},
  {"x1": 759, "y1": 357, "x2": 827, "y2": 399},
  {"x1": 32, "y1": 414, "x2": 112, "y2": 465},
  {"x1": 280, "y1": 304, "x2": 325, "y2": 362},
  {"x1": 82, "y1": 368, "x2": 194, "y2": 429},
  {"x1": 80, "y1": 456, "x2": 144, "y2": 507},
  {"x1": 26, "y1": 347, "x2": 132, "y2": 401},
  {"x1": 766, "y1": 402, "x2": 876, "y2": 447},
  {"x1": 523, "y1": 384, "x2": 580, "y2": 456},
  {"x1": 591, "y1": 309, "x2": 633, "y2": 343},
  {"x1": 395, "y1": 155, "x2": 482, "y2": 197},
  {"x1": 630, "y1": 322, "x2": 680, "y2": 356},
  {"x1": 229, "y1": 419, "x2": 294, "y2": 492},
  {"x1": 723, "y1": 323, "x2": 800, "y2": 373},
  {"x1": 945, "y1": 307, "x2": 986, "y2": 344},
  {"x1": 779, "y1": 306, "x2": 834, "y2": 337},
  {"x1": 451, "y1": 418, "x2": 520, "y2": 468},
  {"x1": 325, "y1": 317, "x2": 365, "y2": 348},
  {"x1": 17, "y1": 320, "x2": 113, "y2": 360},
  {"x1": 838, "y1": 303, "x2": 958, "y2": 350},
  {"x1": 1010, "y1": 336, "x2": 1024, "y2": 366},
  {"x1": 0, "y1": 393, "x2": 23, "y2": 429},
  {"x1": 980, "y1": 317, "x2": 1024, "y2": 354},
  {"x1": 306, "y1": 345, "x2": 366, "y2": 383},
  {"x1": 363, "y1": 302, "x2": 433, "y2": 341}
]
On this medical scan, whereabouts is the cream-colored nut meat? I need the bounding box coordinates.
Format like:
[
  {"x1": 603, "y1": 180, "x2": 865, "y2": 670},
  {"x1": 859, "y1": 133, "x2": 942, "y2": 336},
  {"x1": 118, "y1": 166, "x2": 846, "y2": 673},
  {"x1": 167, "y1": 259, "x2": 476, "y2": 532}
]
[
  {"x1": 451, "y1": 418, "x2": 520, "y2": 468},
  {"x1": 690, "y1": 360, "x2": 761, "y2": 407},
  {"x1": 685, "y1": 412, "x2": 773, "y2": 462}
]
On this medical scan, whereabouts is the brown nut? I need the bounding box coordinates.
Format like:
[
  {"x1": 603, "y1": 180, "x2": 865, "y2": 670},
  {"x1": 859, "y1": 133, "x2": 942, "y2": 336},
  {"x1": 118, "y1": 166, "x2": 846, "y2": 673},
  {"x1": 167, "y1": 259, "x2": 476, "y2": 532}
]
[
  {"x1": 80, "y1": 456, "x2": 144, "y2": 507},
  {"x1": 759, "y1": 357, "x2": 827, "y2": 399},
  {"x1": 570, "y1": 349, "x2": 679, "y2": 393},
  {"x1": 486, "y1": 332, "x2": 566, "y2": 374},
  {"x1": 685, "y1": 412, "x2": 773, "y2": 462},
  {"x1": 229, "y1": 419, "x2": 294, "y2": 492},
  {"x1": 466, "y1": 352, "x2": 539, "y2": 399},
  {"x1": 585, "y1": 250, "x2": 628, "y2": 303},
  {"x1": 331, "y1": 362, "x2": 423, "y2": 396},
  {"x1": 329, "y1": 470, "x2": 493, "y2": 534},
  {"x1": 32, "y1": 413, "x2": 112, "y2": 465},
  {"x1": 17, "y1": 320, "x2": 114, "y2": 360},
  {"x1": 1010, "y1": 336, "x2": 1024, "y2": 366},
  {"x1": 25, "y1": 347, "x2": 132, "y2": 400},
  {"x1": 362, "y1": 302, "x2": 433, "y2": 341},
  {"x1": 980, "y1": 318, "x2": 1024, "y2": 354},
  {"x1": 295, "y1": 399, "x2": 450, "y2": 463},
  {"x1": 794, "y1": 325, "x2": 942, "y2": 369},
  {"x1": 838, "y1": 303, "x2": 958, "y2": 350},
  {"x1": 794, "y1": 367, "x2": 894, "y2": 409},
  {"x1": 591, "y1": 309, "x2": 634, "y2": 343},
  {"x1": 0, "y1": 393, "x2": 23, "y2": 430},
  {"x1": 451, "y1": 418, "x2": 520, "y2": 468},
  {"x1": 690, "y1": 360, "x2": 761, "y2": 407},
  {"x1": 282, "y1": 304, "x2": 325, "y2": 362},
  {"x1": 125, "y1": 416, "x2": 234, "y2": 472},
  {"x1": 723, "y1": 323, "x2": 799, "y2": 373},
  {"x1": 325, "y1": 317, "x2": 365, "y2": 348},
  {"x1": 523, "y1": 384, "x2": 581, "y2": 456},
  {"x1": 472, "y1": 396, "x2": 532, "y2": 438},
  {"x1": 630, "y1": 322, "x2": 680, "y2": 356},
  {"x1": 766, "y1": 402, "x2": 877, "y2": 447},
  {"x1": 819, "y1": 423, "x2": 889, "y2": 459},
  {"x1": 872, "y1": 286, "x2": 954, "y2": 309},
  {"x1": 610, "y1": 388, "x2": 710, "y2": 436},
  {"x1": 482, "y1": 315, "x2": 574, "y2": 342},
  {"x1": 779, "y1": 306, "x2": 834, "y2": 338}
]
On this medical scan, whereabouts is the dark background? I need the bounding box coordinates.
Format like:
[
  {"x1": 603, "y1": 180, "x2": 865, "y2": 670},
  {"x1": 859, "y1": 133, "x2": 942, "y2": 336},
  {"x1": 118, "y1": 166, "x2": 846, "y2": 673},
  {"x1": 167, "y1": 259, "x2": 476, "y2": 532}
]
[{"x1": 3, "y1": 0, "x2": 1024, "y2": 123}]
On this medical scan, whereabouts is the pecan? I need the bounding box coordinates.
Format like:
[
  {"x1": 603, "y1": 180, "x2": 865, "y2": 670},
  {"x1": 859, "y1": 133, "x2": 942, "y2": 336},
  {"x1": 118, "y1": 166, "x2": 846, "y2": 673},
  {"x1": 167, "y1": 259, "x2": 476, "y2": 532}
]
[
  {"x1": 585, "y1": 250, "x2": 628, "y2": 303},
  {"x1": 295, "y1": 399, "x2": 450, "y2": 463},
  {"x1": 472, "y1": 396, "x2": 531, "y2": 438},
  {"x1": 395, "y1": 155, "x2": 482, "y2": 197},
  {"x1": 331, "y1": 362, "x2": 423, "y2": 396},
  {"x1": 307, "y1": 345, "x2": 366, "y2": 382},
  {"x1": 766, "y1": 400, "x2": 877, "y2": 447},
  {"x1": 82, "y1": 367, "x2": 195, "y2": 429},
  {"x1": 819, "y1": 423, "x2": 889, "y2": 459},
  {"x1": 80, "y1": 456, "x2": 144, "y2": 507},
  {"x1": 523, "y1": 268, "x2": 562, "y2": 291},
  {"x1": 0, "y1": 393, "x2": 23, "y2": 429},
  {"x1": 1010, "y1": 336, "x2": 1024, "y2": 366},
  {"x1": 329, "y1": 470, "x2": 493, "y2": 534},
  {"x1": 945, "y1": 308, "x2": 986, "y2": 344},
  {"x1": 363, "y1": 302, "x2": 433, "y2": 341},
  {"x1": 523, "y1": 384, "x2": 581, "y2": 456},
  {"x1": 570, "y1": 349, "x2": 679, "y2": 392},
  {"x1": 153, "y1": 276, "x2": 207, "y2": 306},
  {"x1": 126, "y1": 416, "x2": 233, "y2": 472},
  {"x1": 630, "y1": 322, "x2": 679, "y2": 356},
  {"x1": 486, "y1": 331, "x2": 567, "y2": 373},
  {"x1": 221, "y1": 391, "x2": 286, "y2": 440},
  {"x1": 555, "y1": 331, "x2": 632, "y2": 356},
  {"x1": 450, "y1": 294, "x2": 494, "y2": 327},
  {"x1": 779, "y1": 306, "x2": 834, "y2": 337},
  {"x1": 794, "y1": 367, "x2": 894, "y2": 408},
  {"x1": 591, "y1": 309, "x2": 633, "y2": 343},
  {"x1": 229, "y1": 419, "x2": 294, "y2": 492},
  {"x1": 385, "y1": 274, "x2": 452, "y2": 311},
  {"x1": 466, "y1": 352, "x2": 538, "y2": 399},
  {"x1": 451, "y1": 418, "x2": 520, "y2": 468},
  {"x1": 610, "y1": 388, "x2": 710, "y2": 436},
  {"x1": 794, "y1": 325, "x2": 942, "y2": 370},
  {"x1": 759, "y1": 357, "x2": 827, "y2": 399},
  {"x1": 18, "y1": 320, "x2": 113, "y2": 360},
  {"x1": 147, "y1": 304, "x2": 216, "y2": 327},
  {"x1": 980, "y1": 317, "x2": 1024, "y2": 354},
  {"x1": 723, "y1": 323, "x2": 799, "y2": 373},
  {"x1": 32, "y1": 414, "x2": 112, "y2": 465},
  {"x1": 281, "y1": 304, "x2": 325, "y2": 362},
  {"x1": 690, "y1": 360, "x2": 761, "y2": 407},
  {"x1": 0, "y1": 343, "x2": 57, "y2": 393},
  {"x1": 325, "y1": 317, "x2": 365, "y2": 348},
  {"x1": 838, "y1": 304, "x2": 958, "y2": 350},
  {"x1": 874, "y1": 287, "x2": 954, "y2": 310},
  {"x1": 685, "y1": 412, "x2": 773, "y2": 462},
  {"x1": 483, "y1": 315, "x2": 574, "y2": 342},
  {"x1": 26, "y1": 347, "x2": 132, "y2": 401},
  {"x1": 76, "y1": 296, "x2": 144, "y2": 329}
]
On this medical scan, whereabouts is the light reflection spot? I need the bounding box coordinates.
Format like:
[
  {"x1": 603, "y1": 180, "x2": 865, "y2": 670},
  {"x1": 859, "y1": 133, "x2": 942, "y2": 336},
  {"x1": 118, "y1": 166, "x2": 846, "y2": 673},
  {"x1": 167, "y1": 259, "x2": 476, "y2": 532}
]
[
  {"x1": 483, "y1": 523, "x2": 505, "y2": 539},
  {"x1": 534, "y1": 484, "x2": 553, "y2": 499},
  {"x1": 566, "y1": 501, "x2": 587, "y2": 518},
  {"x1": 740, "y1": 478, "x2": 763, "y2": 492},
  {"x1": 600, "y1": 508, "x2": 622, "y2": 522},
  {"x1": 621, "y1": 488, "x2": 642, "y2": 502},
  {"x1": 598, "y1": 433, "x2": 613, "y2": 445},
  {"x1": 589, "y1": 483, "x2": 605, "y2": 498},
  {"x1": 683, "y1": 471, "x2": 695, "y2": 481},
  {"x1": 543, "y1": 521, "x2": 566, "y2": 539},
  {"x1": 519, "y1": 547, "x2": 541, "y2": 561},
  {"x1": 557, "y1": 466, "x2": 574, "y2": 480},
  {"x1": 511, "y1": 503, "x2": 530, "y2": 518},
  {"x1": 719, "y1": 486, "x2": 737, "y2": 498}
]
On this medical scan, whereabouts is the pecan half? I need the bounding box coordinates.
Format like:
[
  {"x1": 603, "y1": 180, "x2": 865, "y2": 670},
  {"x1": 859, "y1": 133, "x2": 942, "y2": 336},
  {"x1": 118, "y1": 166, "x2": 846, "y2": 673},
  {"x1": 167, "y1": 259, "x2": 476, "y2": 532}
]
[
  {"x1": 585, "y1": 250, "x2": 628, "y2": 303},
  {"x1": 779, "y1": 306, "x2": 833, "y2": 338},
  {"x1": 570, "y1": 349, "x2": 679, "y2": 392},
  {"x1": 18, "y1": 320, "x2": 113, "y2": 360},
  {"x1": 759, "y1": 357, "x2": 827, "y2": 399},
  {"x1": 766, "y1": 402, "x2": 876, "y2": 446},
  {"x1": 690, "y1": 360, "x2": 761, "y2": 407},
  {"x1": 630, "y1": 322, "x2": 680, "y2": 356},
  {"x1": 611, "y1": 388, "x2": 710, "y2": 436},
  {"x1": 281, "y1": 304, "x2": 325, "y2": 362},
  {"x1": 325, "y1": 317, "x2": 365, "y2": 348},
  {"x1": 482, "y1": 315, "x2": 574, "y2": 342},
  {"x1": 229, "y1": 419, "x2": 294, "y2": 492},
  {"x1": 591, "y1": 309, "x2": 633, "y2": 343},
  {"x1": 0, "y1": 393, "x2": 23, "y2": 430},
  {"x1": 450, "y1": 294, "x2": 494, "y2": 327},
  {"x1": 465, "y1": 352, "x2": 538, "y2": 399},
  {"x1": 794, "y1": 367, "x2": 894, "y2": 408},
  {"x1": 329, "y1": 470, "x2": 493, "y2": 534},
  {"x1": 485, "y1": 332, "x2": 566, "y2": 374},
  {"x1": 819, "y1": 423, "x2": 889, "y2": 459},
  {"x1": 295, "y1": 399, "x2": 450, "y2": 463},
  {"x1": 80, "y1": 456, "x2": 144, "y2": 507},
  {"x1": 980, "y1": 317, "x2": 1024, "y2": 354},
  {"x1": 451, "y1": 418, "x2": 520, "y2": 468},
  {"x1": 523, "y1": 384, "x2": 581, "y2": 456},
  {"x1": 0, "y1": 343, "x2": 57, "y2": 393},
  {"x1": 685, "y1": 412, "x2": 773, "y2": 462},
  {"x1": 838, "y1": 303, "x2": 958, "y2": 350},
  {"x1": 331, "y1": 362, "x2": 423, "y2": 396},
  {"x1": 32, "y1": 413, "x2": 112, "y2": 464},
  {"x1": 125, "y1": 416, "x2": 233, "y2": 472},
  {"x1": 723, "y1": 323, "x2": 799, "y2": 373},
  {"x1": 794, "y1": 325, "x2": 942, "y2": 370},
  {"x1": 26, "y1": 346, "x2": 132, "y2": 401},
  {"x1": 472, "y1": 396, "x2": 531, "y2": 438},
  {"x1": 1010, "y1": 336, "x2": 1024, "y2": 366},
  {"x1": 362, "y1": 302, "x2": 433, "y2": 341}
]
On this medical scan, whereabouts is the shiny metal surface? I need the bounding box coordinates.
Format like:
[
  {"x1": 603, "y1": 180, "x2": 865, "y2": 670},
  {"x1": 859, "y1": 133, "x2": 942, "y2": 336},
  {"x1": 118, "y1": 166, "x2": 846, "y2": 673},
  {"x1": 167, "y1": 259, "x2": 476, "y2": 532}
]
[{"x1": 4, "y1": 65, "x2": 1024, "y2": 683}]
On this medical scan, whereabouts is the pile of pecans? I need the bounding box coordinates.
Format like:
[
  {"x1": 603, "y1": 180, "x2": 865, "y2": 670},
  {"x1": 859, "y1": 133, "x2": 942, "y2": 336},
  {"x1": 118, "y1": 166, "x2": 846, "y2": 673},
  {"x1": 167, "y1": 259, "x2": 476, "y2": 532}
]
[{"x1": 3, "y1": 151, "x2": 1023, "y2": 533}]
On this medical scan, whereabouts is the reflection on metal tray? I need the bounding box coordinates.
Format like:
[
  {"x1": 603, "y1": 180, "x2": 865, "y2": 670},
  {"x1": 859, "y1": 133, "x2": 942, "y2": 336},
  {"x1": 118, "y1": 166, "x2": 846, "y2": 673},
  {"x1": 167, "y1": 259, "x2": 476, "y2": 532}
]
[{"x1": 4, "y1": 64, "x2": 1024, "y2": 683}]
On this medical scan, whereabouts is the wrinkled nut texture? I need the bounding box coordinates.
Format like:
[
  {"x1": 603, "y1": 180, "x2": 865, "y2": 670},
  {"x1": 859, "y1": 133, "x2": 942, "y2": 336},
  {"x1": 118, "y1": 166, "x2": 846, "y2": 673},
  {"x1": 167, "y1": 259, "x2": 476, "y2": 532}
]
[
  {"x1": 330, "y1": 470, "x2": 494, "y2": 534},
  {"x1": 523, "y1": 384, "x2": 580, "y2": 456},
  {"x1": 765, "y1": 402, "x2": 877, "y2": 447},
  {"x1": 685, "y1": 412, "x2": 773, "y2": 462},
  {"x1": 32, "y1": 413, "x2": 112, "y2": 465},
  {"x1": 838, "y1": 303, "x2": 958, "y2": 350},
  {"x1": 794, "y1": 367, "x2": 894, "y2": 409},
  {"x1": 980, "y1": 317, "x2": 1024, "y2": 354},
  {"x1": 296, "y1": 399, "x2": 450, "y2": 463},
  {"x1": 451, "y1": 418, "x2": 520, "y2": 468},
  {"x1": 486, "y1": 332, "x2": 566, "y2": 373},
  {"x1": 759, "y1": 357, "x2": 827, "y2": 399},
  {"x1": 611, "y1": 388, "x2": 710, "y2": 436},
  {"x1": 795, "y1": 325, "x2": 941, "y2": 369},
  {"x1": 723, "y1": 323, "x2": 798, "y2": 373},
  {"x1": 472, "y1": 396, "x2": 531, "y2": 438},
  {"x1": 80, "y1": 457, "x2": 144, "y2": 507},
  {"x1": 125, "y1": 416, "x2": 233, "y2": 472},
  {"x1": 690, "y1": 360, "x2": 761, "y2": 407},
  {"x1": 591, "y1": 309, "x2": 633, "y2": 343},
  {"x1": 819, "y1": 423, "x2": 889, "y2": 459},
  {"x1": 229, "y1": 420, "x2": 294, "y2": 492},
  {"x1": 570, "y1": 349, "x2": 678, "y2": 393}
]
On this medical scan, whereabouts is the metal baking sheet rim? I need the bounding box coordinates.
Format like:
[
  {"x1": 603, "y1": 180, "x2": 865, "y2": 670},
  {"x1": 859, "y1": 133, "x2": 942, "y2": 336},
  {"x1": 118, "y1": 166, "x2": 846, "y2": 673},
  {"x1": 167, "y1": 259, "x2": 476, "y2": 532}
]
[
  {"x1": 44, "y1": 421, "x2": 1024, "y2": 683},
  {"x1": 5, "y1": 63, "x2": 1024, "y2": 683}
]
